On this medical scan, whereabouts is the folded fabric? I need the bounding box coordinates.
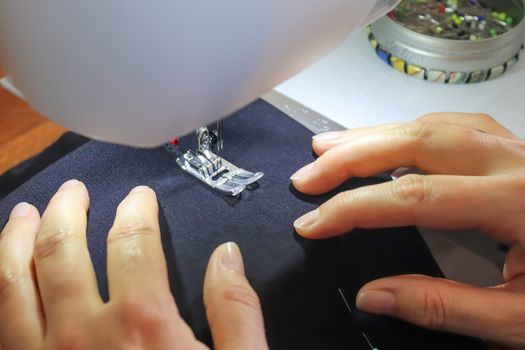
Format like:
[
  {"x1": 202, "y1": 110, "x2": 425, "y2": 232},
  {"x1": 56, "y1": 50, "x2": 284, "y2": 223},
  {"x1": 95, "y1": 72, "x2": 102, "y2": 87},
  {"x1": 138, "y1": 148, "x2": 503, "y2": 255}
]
[{"x1": 0, "y1": 100, "x2": 485, "y2": 350}]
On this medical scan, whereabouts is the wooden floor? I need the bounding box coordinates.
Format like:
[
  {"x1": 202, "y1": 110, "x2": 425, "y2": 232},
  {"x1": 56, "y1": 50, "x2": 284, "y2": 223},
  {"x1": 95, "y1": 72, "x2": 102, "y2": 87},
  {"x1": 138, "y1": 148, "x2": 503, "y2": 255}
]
[{"x1": 0, "y1": 67, "x2": 66, "y2": 174}]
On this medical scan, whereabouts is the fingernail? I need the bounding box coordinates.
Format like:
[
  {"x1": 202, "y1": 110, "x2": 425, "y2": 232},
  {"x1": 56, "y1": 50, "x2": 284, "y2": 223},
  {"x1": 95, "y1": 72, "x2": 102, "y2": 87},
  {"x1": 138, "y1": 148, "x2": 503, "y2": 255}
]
[
  {"x1": 130, "y1": 186, "x2": 152, "y2": 194},
  {"x1": 220, "y1": 242, "x2": 243, "y2": 272},
  {"x1": 356, "y1": 290, "x2": 396, "y2": 315},
  {"x1": 313, "y1": 131, "x2": 344, "y2": 143},
  {"x1": 290, "y1": 163, "x2": 315, "y2": 181},
  {"x1": 10, "y1": 202, "x2": 31, "y2": 218},
  {"x1": 294, "y1": 209, "x2": 319, "y2": 230},
  {"x1": 59, "y1": 179, "x2": 80, "y2": 190}
]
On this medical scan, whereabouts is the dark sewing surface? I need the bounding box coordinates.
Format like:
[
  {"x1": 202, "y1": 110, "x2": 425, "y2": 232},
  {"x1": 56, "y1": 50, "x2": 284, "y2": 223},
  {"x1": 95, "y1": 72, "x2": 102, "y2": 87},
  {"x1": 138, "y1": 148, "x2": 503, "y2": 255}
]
[{"x1": 0, "y1": 100, "x2": 485, "y2": 349}]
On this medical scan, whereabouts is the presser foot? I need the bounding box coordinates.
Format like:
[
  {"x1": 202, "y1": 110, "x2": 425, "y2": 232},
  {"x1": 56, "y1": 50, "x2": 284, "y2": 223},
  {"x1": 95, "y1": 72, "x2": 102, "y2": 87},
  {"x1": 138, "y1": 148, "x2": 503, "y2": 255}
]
[{"x1": 172, "y1": 126, "x2": 264, "y2": 197}]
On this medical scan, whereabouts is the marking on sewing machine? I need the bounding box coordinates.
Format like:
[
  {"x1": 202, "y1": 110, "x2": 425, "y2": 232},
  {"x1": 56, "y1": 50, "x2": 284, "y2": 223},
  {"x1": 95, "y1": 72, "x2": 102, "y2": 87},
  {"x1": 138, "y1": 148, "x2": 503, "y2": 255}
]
[{"x1": 262, "y1": 90, "x2": 346, "y2": 135}]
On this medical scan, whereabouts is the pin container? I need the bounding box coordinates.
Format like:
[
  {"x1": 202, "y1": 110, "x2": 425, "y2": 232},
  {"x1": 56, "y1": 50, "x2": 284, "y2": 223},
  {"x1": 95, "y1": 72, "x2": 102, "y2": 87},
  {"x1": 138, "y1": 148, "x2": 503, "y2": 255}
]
[{"x1": 370, "y1": 0, "x2": 525, "y2": 83}]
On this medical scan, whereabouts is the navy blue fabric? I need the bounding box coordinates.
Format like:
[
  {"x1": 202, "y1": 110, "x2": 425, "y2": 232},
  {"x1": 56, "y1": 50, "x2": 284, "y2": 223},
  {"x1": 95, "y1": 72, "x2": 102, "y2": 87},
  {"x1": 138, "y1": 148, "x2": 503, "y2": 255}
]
[
  {"x1": 0, "y1": 133, "x2": 89, "y2": 199},
  {"x1": 0, "y1": 100, "x2": 485, "y2": 349}
]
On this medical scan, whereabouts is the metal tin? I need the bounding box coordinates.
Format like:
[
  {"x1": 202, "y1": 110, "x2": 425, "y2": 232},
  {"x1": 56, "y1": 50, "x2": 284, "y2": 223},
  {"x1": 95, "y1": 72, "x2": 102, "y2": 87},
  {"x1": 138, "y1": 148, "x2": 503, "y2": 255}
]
[{"x1": 370, "y1": 0, "x2": 525, "y2": 83}]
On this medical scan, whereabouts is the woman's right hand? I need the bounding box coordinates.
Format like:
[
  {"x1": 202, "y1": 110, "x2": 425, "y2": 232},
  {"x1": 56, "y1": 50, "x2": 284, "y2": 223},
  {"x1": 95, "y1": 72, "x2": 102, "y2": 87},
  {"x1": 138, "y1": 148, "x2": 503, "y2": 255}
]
[{"x1": 292, "y1": 113, "x2": 525, "y2": 349}]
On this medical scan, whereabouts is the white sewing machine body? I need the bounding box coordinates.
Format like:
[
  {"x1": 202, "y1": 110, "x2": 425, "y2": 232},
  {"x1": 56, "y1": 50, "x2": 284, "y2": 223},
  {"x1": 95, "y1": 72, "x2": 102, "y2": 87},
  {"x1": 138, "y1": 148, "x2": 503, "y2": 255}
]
[{"x1": 0, "y1": 0, "x2": 398, "y2": 147}]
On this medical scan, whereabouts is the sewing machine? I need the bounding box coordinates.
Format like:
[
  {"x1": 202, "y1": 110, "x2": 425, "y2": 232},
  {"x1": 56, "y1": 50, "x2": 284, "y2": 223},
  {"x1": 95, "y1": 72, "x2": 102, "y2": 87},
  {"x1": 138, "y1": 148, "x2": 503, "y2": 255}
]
[
  {"x1": 0, "y1": 1, "x2": 398, "y2": 145},
  {"x1": 0, "y1": 0, "x2": 401, "y2": 197}
]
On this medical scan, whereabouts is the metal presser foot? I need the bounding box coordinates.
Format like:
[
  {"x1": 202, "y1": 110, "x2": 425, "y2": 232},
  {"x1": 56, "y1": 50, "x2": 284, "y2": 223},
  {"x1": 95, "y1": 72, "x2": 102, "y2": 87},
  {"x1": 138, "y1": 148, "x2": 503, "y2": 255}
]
[{"x1": 172, "y1": 122, "x2": 264, "y2": 197}]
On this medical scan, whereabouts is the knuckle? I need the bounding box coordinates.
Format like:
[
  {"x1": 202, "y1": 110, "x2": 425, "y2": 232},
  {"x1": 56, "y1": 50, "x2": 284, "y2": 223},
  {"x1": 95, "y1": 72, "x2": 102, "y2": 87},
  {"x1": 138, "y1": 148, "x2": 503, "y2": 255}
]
[
  {"x1": 401, "y1": 122, "x2": 435, "y2": 144},
  {"x1": 205, "y1": 283, "x2": 262, "y2": 327},
  {"x1": 116, "y1": 297, "x2": 169, "y2": 331},
  {"x1": 512, "y1": 139, "x2": 525, "y2": 154},
  {"x1": 107, "y1": 219, "x2": 157, "y2": 244},
  {"x1": 462, "y1": 126, "x2": 485, "y2": 142},
  {"x1": 221, "y1": 284, "x2": 261, "y2": 311},
  {"x1": 205, "y1": 282, "x2": 261, "y2": 316},
  {"x1": 474, "y1": 113, "x2": 496, "y2": 125},
  {"x1": 415, "y1": 112, "x2": 441, "y2": 123},
  {"x1": 52, "y1": 329, "x2": 87, "y2": 350},
  {"x1": 419, "y1": 287, "x2": 448, "y2": 330},
  {"x1": 0, "y1": 266, "x2": 23, "y2": 297},
  {"x1": 502, "y1": 175, "x2": 525, "y2": 242},
  {"x1": 34, "y1": 226, "x2": 75, "y2": 260},
  {"x1": 510, "y1": 174, "x2": 525, "y2": 194},
  {"x1": 332, "y1": 191, "x2": 353, "y2": 210},
  {"x1": 319, "y1": 191, "x2": 357, "y2": 230},
  {"x1": 393, "y1": 174, "x2": 431, "y2": 207}
]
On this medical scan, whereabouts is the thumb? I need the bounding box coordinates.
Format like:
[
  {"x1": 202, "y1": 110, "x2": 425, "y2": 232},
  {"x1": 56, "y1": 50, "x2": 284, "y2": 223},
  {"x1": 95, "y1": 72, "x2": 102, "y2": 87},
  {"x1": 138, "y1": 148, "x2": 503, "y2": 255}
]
[
  {"x1": 204, "y1": 242, "x2": 268, "y2": 350},
  {"x1": 356, "y1": 275, "x2": 525, "y2": 348}
]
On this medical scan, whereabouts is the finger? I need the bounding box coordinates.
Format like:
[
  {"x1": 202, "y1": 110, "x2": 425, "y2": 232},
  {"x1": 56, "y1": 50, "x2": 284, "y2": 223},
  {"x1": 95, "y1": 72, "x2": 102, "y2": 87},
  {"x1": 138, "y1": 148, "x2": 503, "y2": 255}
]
[
  {"x1": 356, "y1": 275, "x2": 525, "y2": 348},
  {"x1": 294, "y1": 174, "x2": 525, "y2": 243},
  {"x1": 107, "y1": 186, "x2": 171, "y2": 301},
  {"x1": 312, "y1": 113, "x2": 516, "y2": 157},
  {"x1": 313, "y1": 112, "x2": 516, "y2": 157},
  {"x1": 292, "y1": 122, "x2": 524, "y2": 195},
  {"x1": 0, "y1": 203, "x2": 43, "y2": 349},
  {"x1": 503, "y1": 245, "x2": 525, "y2": 282},
  {"x1": 35, "y1": 180, "x2": 101, "y2": 322},
  {"x1": 312, "y1": 123, "x2": 403, "y2": 155},
  {"x1": 416, "y1": 112, "x2": 517, "y2": 139},
  {"x1": 105, "y1": 186, "x2": 201, "y2": 348},
  {"x1": 204, "y1": 243, "x2": 268, "y2": 350}
]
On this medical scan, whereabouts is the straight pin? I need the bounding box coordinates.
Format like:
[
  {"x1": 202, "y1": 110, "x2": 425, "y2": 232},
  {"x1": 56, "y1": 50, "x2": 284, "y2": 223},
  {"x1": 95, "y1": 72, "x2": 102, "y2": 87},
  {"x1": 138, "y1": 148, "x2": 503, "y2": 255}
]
[{"x1": 338, "y1": 288, "x2": 379, "y2": 350}]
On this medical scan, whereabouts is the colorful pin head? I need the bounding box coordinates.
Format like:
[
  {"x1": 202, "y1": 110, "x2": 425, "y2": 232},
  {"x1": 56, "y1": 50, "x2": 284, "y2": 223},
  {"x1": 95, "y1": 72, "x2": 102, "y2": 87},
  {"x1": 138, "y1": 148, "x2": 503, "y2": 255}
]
[{"x1": 391, "y1": 0, "x2": 518, "y2": 40}]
